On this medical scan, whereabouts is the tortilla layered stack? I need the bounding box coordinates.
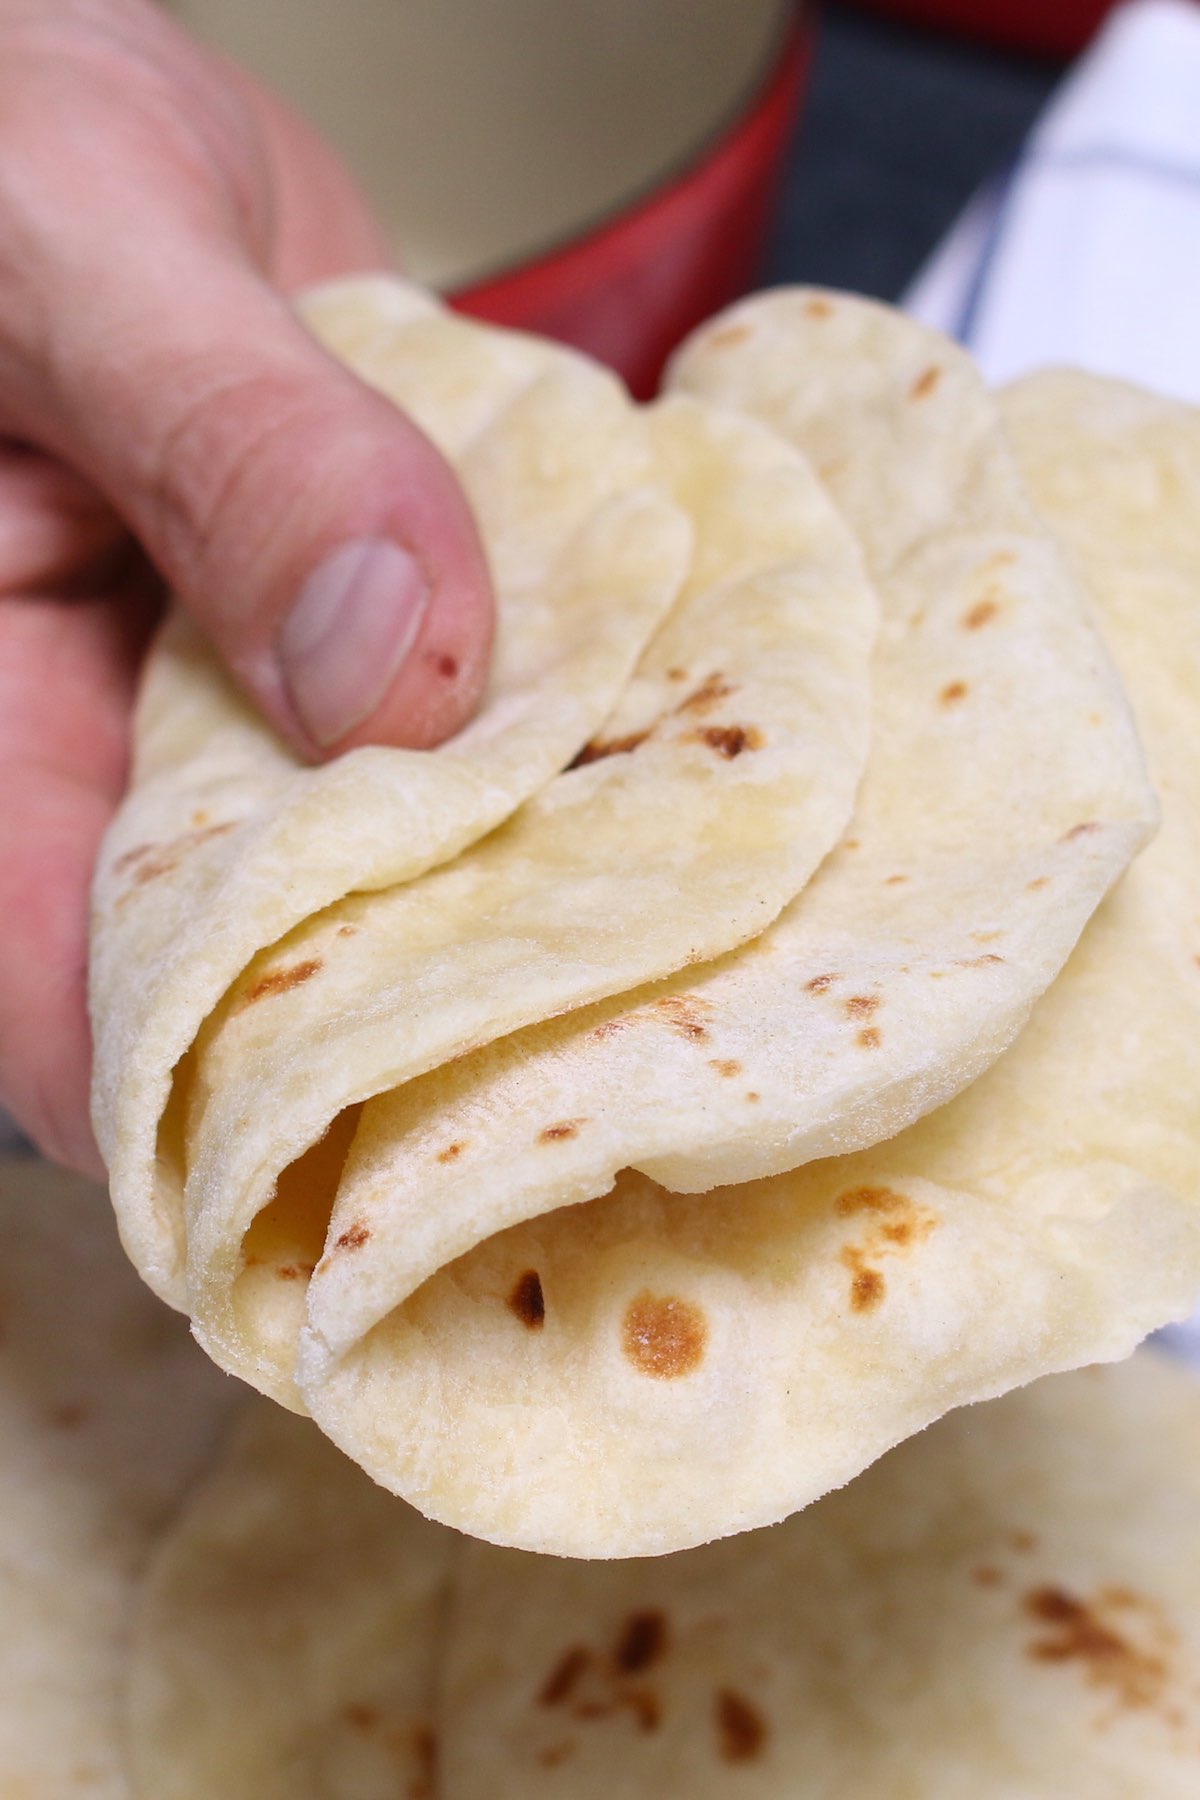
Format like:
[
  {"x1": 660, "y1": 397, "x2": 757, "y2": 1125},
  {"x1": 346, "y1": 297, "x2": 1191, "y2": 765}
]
[{"x1": 88, "y1": 282, "x2": 1200, "y2": 1558}]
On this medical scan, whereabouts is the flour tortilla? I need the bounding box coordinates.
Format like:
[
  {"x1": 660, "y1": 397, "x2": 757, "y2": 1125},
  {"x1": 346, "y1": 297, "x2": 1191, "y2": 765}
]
[
  {"x1": 126, "y1": 1403, "x2": 453, "y2": 1800},
  {"x1": 292, "y1": 352, "x2": 1167, "y2": 1553},
  {"x1": 0, "y1": 1158, "x2": 233, "y2": 1797},
  {"x1": 444, "y1": 1352, "x2": 1200, "y2": 1798},
  {"x1": 91, "y1": 275, "x2": 693, "y2": 1304}
]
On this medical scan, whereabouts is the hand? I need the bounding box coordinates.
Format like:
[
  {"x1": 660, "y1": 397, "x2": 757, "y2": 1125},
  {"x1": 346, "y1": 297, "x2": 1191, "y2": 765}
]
[{"x1": 0, "y1": 0, "x2": 495, "y2": 1175}]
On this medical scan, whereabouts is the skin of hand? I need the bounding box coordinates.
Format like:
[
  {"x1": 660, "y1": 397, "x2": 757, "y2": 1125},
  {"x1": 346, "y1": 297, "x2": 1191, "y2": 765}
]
[{"x1": 0, "y1": 0, "x2": 496, "y2": 1176}]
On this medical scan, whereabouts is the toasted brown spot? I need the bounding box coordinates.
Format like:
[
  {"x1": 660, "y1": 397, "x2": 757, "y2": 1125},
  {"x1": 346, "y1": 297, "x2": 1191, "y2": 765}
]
[
  {"x1": 710, "y1": 1058, "x2": 742, "y2": 1078},
  {"x1": 437, "y1": 1141, "x2": 465, "y2": 1164},
  {"x1": 114, "y1": 821, "x2": 236, "y2": 888},
  {"x1": 275, "y1": 1263, "x2": 314, "y2": 1281},
  {"x1": 335, "y1": 1222, "x2": 370, "y2": 1251},
  {"x1": 844, "y1": 993, "x2": 879, "y2": 1019},
  {"x1": 940, "y1": 680, "x2": 969, "y2": 706},
  {"x1": 708, "y1": 322, "x2": 753, "y2": 348},
  {"x1": 745, "y1": 1090, "x2": 761, "y2": 1102},
  {"x1": 623, "y1": 1292, "x2": 708, "y2": 1379},
  {"x1": 653, "y1": 995, "x2": 714, "y2": 1042},
  {"x1": 678, "y1": 673, "x2": 737, "y2": 716},
  {"x1": 974, "y1": 1565, "x2": 1004, "y2": 1588},
  {"x1": 622, "y1": 1689, "x2": 662, "y2": 1733},
  {"x1": 716, "y1": 1689, "x2": 767, "y2": 1763},
  {"x1": 971, "y1": 930, "x2": 1005, "y2": 943},
  {"x1": 695, "y1": 723, "x2": 764, "y2": 759},
  {"x1": 910, "y1": 364, "x2": 942, "y2": 399},
  {"x1": 1010, "y1": 1530, "x2": 1038, "y2": 1553},
  {"x1": 805, "y1": 973, "x2": 839, "y2": 994},
  {"x1": 1024, "y1": 1585, "x2": 1171, "y2": 1711},
  {"x1": 836, "y1": 1185, "x2": 909, "y2": 1217},
  {"x1": 1062, "y1": 820, "x2": 1101, "y2": 841},
  {"x1": 956, "y1": 952, "x2": 1006, "y2": 967},
  {"x1": 569, "y1": 730, "x2": 650, "y2": 768},
  {"x1": 337, "y1": 924, "x2": 359, "y2": 938},
  {"x1": 1028, "y1": 875, "x2": 1050, "y2": 891},
  {"x1": 614, "y1": 1611, "x2": 668, "y2": 1674},
  {"x1": 540, "y1": 1648, "x2": 590, "y2": 1707},
  {"x1": 538, "y1": 1741, "x2": 576, "y2": 1768},
  {"x1": 667, "y1": 666, "x2": 689, "y2": 682},
  {"x1": 964, "y1": 597, "x2": 1000, "y2": 630},
  {"x1": 50, "y1": 1401, "x2": 90, "y2": 1430},
  {"x1": 857, "y1": 1026, "x2": 882, "y2": 1049},
  {"x1": 841, "y1": 1247, "x2": 886, "y2": 1312},
  {"x1": 844, "y1": 837, "x2": 861, "y2": 851},
  {"x1": 344, "y1": 1702, "x2": 380, "y2": 1732},
  {"x1": 540, "y1": 1119, "x2": 584, "y2": 1143},
  {"x1": 884, "y1": 873, "x2": 909, "y2": 885},
  {"x1": 241, "y1": 957, "x2": 323, "y2": 1007},
  {"x1": 805, "y1": 297, "x2": 833, "y2": 318},
  {"x1": 509, "y1": 1269, "x2": 545, "y2": 1330},
  {"x1": 880, "y1": 1220, "x2": 916, "y2": 1245},
  {"x1": 409, "y1": 1725, "x2": 438, "y2": 1800}
]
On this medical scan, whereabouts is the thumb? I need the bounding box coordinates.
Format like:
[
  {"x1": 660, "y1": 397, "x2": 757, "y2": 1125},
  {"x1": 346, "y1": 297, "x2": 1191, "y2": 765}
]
[{"x1": 11, "y1": 243, "x2": 494, "y2": 756}]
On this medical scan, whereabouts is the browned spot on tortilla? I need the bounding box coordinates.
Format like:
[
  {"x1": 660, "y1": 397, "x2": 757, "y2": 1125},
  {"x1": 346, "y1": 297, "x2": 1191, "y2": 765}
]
[
  {"x1": 710, "y1": 1057, "x2": 742, "y2": 1077},
  {"x1": 1024, "y1": 1585, "x2": 1172, "y2": 1711},
  {"x1": 540, "y1": 1648, "x2": 590, "y2": 1707},
  {"x1": 884, "y1": 873, "x2": 909, "y2": 885},
  {"x1": 509, "y1": 1269, "x2": 545, "y2": 1330},
  {"x1": 614, "y1": 1611, "x2": 668, "y2": 1674},
  {"x1": 570, "y1": 730, "x2": 650, "y2": 768},
  {"x1": 431, "y1": 652, "x2": 459, "y2": 680},
  {"x1": 844, "y1": 993, "x2": 879, "y2": 1019},
  {"x1": 972, "y1": 930, "x2": 1005, "y2": 943},
  {"x1": 694, "y1": 723, "x2": 764, "y2": 759},
  {"x1": 343, "y1": 1702, "x2": 379, "y2": 1731},
  {"x1": 436, "y1": 1141, "x2": 465, "y2": 1164},
  {"x1": 190, "y1": 809, "x2": 210, "y2": 827},
  {"x1": 114, "y1": 820, "x2": 236, "y2": 889},
  {"x1": 910, "y1": 364, "x2": 942, "y2": 399},
  {"x1": 276, "y1": 1262, "x2": 314, "y2": 1281},
  {"x1": 622, "y1": 1688, "x2": 662, "y2": 1732},
  {"x1": 805, "y1": 297, "x2": 833, "y2": 318},
  {"x1": 940, "y1": 679, "x2": 969, "y2": 706},
  {"x1": 667, "y1": 666, "x2": 689, "y2": 682},
  {"x1": 841, "y1": 1246, "x2": 886, "y2": 1312},
  {"x1": 836, "y1": 1185, "x2": 908, "y2": 1217},
  {"x1": 745, "y1": 1090, "x2": 761, "y2": 1102},
  {"x1": 335, "y1": 1222, "x2": 370, "y2": 1251},
  {"x1": 857, "y1": 1026, "x2": 882, "y2": 1049},
  {"x1": 241, "y1": 957, "x2": 323, "y2": 1007},
  {"x1": 1010, "y1": 1529, "x2": 1038, "y2": 1553},
  {"x1": 708, "y1": 322, "x2": 753, "y2": 348},
  {"x1": 50, "y1": 1401, "x2": 90, "y2": 1429},
  {"x1": 974, "y1": 1565, "x2": 1004, "y2": 1588},
  {"x1": 805, "y1": 973, "x2": 839, "y2": 994},
  {"x1": 844, "y1": 837, "x2": 861, "y2": 851},
  {"x1": 678, "y1": 673, "x2": 737, "y2": 716},
  {"x1": 538, "y1": 1742, "x2": 576, "y2": 1768},
  {"x1": 653, "y1": 994, "x2": 714, "y2": 1042},
  {"x1": 1028, "y1": 875, "x2": 1050, "y2": 891},
  {"x1": 964, "y1": 596, "x2": 1001, "y2": 630},
  {"x1": 540, "y1": 1119, "x2": 584, "y2": 1143},
  {"x1": 409, "y1": 1725, "x2": 438, "y2": 1800},
  {"x1": 819, "y1": 457, "x2": 847, "y2": 483},
  {"x1": 1062, "y1": 820, "x2": 1101, "y2": 841},
  {"x1": 337, "y1": 924, "x2": 358, "y2": 938},
  {"x1": 623, "y1": 1293, "x2": 708, "y2": 1379},
  {"x1": 715, "y1": 1688, "x2": 767, "y2": 1762},
  {"x1": 956, "y1": 952, "x2": 1006, "y2": 967}
]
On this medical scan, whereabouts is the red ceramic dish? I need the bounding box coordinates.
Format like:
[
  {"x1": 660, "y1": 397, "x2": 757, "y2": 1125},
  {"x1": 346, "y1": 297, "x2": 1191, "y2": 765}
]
[
  {"x1": 856, "y1": 0, "x2": 1114, "y2": 59},
  {"x1": 452, "y1": 13, "x2": 812, "y2": 399}
]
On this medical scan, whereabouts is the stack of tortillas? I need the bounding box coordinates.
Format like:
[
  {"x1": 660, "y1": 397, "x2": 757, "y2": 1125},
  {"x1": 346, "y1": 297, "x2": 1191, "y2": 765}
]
[{"x1": 7, "y1": 278, "x2": 1200, "y2": 1790}]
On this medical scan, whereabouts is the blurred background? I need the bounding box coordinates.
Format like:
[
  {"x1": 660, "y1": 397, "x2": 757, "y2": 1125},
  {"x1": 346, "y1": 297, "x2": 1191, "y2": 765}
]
[{"x1": 162, "y1": 0, "x2": 1091, "y2": 394}]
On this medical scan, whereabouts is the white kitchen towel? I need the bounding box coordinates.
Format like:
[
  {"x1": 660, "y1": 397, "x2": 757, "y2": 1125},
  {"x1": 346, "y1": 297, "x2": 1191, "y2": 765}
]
[{"x1": 904, "y1": 0, "x2": 1200, "y2": 401}]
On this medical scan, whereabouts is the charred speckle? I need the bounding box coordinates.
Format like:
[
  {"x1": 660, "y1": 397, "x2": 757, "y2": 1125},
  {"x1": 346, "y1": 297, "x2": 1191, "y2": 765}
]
[
  {"x1": 509, "y1": 1269, "x2": 545, "y2": 1330},
  {"x1": 539, "y1": 1647, "x2": 590, "y2": 1707},
  {"x1": 715, "y1": 1688, "x2": 767, "y2": 1763},
  {"x1": 614, "y1": 1611, "x2": 668, "y2": 1674},
  {"x1": 241, "y1": 957, "x2": 323, "y2": 1007},
  {"x1": 336, "y1": 1222, "x2": 370, "y2": 1251}
]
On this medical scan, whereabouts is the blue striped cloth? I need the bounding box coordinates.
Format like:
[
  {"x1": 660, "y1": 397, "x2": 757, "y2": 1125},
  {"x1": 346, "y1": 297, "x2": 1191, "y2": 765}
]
[{"x1": 905, "y1": 0, "x2": 1200, "y2": 403}]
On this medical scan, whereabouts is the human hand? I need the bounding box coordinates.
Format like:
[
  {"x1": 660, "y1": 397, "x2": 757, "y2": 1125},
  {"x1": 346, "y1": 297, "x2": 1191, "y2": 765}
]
[{"x1": 0, "y1": 0, "x2": 495, "y2": 1175}]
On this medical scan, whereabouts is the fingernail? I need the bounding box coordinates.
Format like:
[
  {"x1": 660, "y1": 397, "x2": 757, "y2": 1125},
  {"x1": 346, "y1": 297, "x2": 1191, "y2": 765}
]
[{"x1": 279, "y1": 537, "x2": 430, "y2": 747}]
